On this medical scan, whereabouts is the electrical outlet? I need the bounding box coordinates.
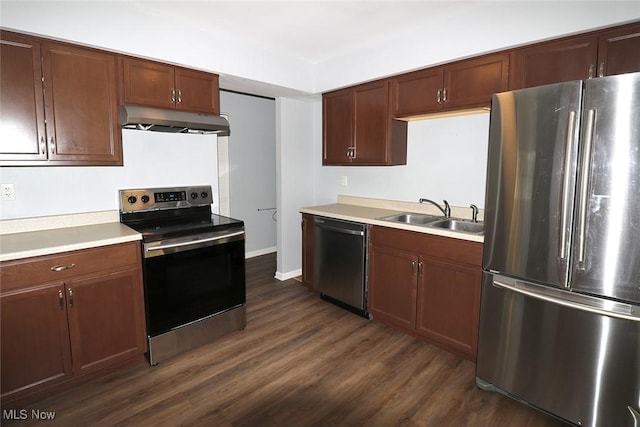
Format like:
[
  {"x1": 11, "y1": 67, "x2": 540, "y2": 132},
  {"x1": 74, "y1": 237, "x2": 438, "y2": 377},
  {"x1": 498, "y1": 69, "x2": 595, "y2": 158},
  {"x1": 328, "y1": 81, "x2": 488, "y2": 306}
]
[{"x1": 1, "y1": 184, "x2": 16, "y2": 201}]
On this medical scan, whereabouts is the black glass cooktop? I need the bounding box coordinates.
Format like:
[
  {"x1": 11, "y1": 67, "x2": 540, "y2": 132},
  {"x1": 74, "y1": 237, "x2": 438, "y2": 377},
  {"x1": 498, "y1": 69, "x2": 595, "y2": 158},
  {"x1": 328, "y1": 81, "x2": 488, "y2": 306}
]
[{"x1": 121, "y1": 206, "x2": 244, "y2": 242}]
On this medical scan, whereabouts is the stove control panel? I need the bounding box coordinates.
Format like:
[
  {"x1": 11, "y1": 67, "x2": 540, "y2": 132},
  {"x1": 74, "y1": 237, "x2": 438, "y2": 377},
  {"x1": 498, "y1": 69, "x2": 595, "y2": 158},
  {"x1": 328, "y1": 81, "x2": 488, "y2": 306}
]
[{"x1": 119, "y1": 185, "x2": 214, "y2": 213}]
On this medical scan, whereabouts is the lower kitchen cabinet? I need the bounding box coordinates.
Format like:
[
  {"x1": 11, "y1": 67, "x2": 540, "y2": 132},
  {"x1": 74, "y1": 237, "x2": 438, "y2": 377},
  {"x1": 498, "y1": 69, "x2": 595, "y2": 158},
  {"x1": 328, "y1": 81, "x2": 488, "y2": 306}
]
[
  {"x1": 416, "y1": 257, "x2": 482, "y2": 358},
  {"x1": 368, "y1": 225, "x2": 482, "y2": 361},
  {"x1": 301, "y1": 213, "x2": 314, "y2": 289},
  {"x1": 0, "y1": 241, "x2": 146, "y2": 406},
  {"x1": 368, "y1": 245, "x2": 417, "y2": 332}
]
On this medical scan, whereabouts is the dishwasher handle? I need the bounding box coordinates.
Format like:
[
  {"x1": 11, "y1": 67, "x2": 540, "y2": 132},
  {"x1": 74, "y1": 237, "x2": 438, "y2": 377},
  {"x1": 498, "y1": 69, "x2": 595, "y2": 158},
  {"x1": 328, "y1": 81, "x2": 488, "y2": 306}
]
[{"x1": 314, "y1": 221, "x2": 365, "y2": 236}]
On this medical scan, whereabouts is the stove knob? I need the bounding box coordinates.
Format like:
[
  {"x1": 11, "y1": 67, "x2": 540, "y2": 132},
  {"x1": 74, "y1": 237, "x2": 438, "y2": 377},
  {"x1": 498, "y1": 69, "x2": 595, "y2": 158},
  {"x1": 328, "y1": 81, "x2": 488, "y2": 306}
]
[
  {"x1": 200, "y1": 191, "x2": 209, "y2": 199},
  {"x1": 127, "y1": 196, "x2": 137, "y2": 204},
  {"x1": 190, "y1": 192, "x2": 198, "y2": 199},
  {"x1": 141, "y1": 195, "x2": 150, "y2": 204}
]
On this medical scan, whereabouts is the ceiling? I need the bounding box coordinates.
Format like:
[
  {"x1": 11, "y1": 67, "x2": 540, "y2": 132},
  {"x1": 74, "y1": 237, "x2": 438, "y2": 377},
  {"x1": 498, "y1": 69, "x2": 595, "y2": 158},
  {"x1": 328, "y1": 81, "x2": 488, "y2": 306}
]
[
  {"x1": 139, "y1": 0, "x2": 473, "y2": 64},
  {"x1": 133, "y1": 0, "x2": 486, "y2": 98}
]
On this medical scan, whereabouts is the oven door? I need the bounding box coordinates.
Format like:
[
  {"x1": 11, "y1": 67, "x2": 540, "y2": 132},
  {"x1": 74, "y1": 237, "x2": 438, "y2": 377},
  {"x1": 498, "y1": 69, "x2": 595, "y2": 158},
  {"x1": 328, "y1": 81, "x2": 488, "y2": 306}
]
[{"x1": 142, "y1": 229, "x2": 245, "y2": 337}]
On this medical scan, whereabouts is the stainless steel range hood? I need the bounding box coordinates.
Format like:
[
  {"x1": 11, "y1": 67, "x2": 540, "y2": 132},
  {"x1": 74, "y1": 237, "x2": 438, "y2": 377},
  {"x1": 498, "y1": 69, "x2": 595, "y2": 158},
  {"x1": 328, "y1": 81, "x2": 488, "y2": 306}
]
[{"x1": 120, "y1": 105, "x2": 230, "y2": 136}]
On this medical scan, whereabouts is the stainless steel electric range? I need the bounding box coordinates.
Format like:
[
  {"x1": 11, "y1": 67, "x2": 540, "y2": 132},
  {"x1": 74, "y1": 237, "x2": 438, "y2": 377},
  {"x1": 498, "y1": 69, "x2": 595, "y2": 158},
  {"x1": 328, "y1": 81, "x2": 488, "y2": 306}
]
[{"x1": 119, "y1": 185, "x2": 246, "y2": 365}]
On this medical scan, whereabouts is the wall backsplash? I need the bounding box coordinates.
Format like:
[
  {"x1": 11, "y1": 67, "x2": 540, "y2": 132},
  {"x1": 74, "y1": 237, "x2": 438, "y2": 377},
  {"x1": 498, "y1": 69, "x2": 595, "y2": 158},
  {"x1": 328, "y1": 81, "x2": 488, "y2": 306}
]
[
  {"x1": 313, "y1": 112, "x2": 491, "y2": 209},
  {"x1": 0, "y1": 130, "x2": 220, "y2": 220}
]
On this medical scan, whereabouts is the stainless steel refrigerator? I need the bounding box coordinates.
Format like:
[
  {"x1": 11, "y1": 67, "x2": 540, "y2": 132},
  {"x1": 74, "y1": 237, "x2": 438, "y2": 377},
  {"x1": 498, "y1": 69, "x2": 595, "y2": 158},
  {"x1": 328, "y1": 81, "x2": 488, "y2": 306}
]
[{"x1": 476, "y1": 72, "x2": 640, "y2": 427}]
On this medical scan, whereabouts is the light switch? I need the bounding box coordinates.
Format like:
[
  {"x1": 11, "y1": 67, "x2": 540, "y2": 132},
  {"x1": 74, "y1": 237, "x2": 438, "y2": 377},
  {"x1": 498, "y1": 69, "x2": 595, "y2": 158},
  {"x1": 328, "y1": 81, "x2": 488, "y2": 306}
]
[{"x1": 341, "y1": 176, "x2": 348, "y2": 186}]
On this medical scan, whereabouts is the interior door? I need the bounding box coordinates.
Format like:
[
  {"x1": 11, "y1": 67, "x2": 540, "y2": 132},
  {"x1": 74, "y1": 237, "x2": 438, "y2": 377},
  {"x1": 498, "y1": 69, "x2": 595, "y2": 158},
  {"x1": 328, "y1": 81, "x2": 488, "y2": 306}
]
[{"x1": 483, "y1": 81, "x2": 583, "y2": 288}]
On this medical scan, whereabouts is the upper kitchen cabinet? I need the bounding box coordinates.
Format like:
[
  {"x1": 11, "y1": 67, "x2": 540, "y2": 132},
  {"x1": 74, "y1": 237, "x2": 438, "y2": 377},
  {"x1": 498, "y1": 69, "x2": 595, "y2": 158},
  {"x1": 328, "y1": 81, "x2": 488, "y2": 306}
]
[
  {"x1": 510, "y1": 34, "x2": 599, "y2": 89},
  {"x1": 596, "y1": 22, "x2": 640, "y2": 77},
  {"x1": 322, "y1": 80, "x2": 407, "y2": 166},
  {"x1": 510, "y1": 22, "x2": 640, "y2": 89},
  {"x1": 0, "y1": 31, "x2": 122, "y2": 166},
  {"x1": 391, "y1": 53, "x2": 509, "y2": 117},
  {"x1": 121, "y1": 57, "x2": 220, "y2": 115}
]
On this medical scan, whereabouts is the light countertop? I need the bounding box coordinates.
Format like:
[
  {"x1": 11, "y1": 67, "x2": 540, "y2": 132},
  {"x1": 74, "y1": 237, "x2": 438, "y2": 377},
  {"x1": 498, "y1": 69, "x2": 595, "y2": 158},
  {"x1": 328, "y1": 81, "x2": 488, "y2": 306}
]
[
  {"x1": 0, "y1": 211, "x2": 141, "y2": 262},
  {"x1": 300, "y1": 195, "x2": 484, "y2": 243}
]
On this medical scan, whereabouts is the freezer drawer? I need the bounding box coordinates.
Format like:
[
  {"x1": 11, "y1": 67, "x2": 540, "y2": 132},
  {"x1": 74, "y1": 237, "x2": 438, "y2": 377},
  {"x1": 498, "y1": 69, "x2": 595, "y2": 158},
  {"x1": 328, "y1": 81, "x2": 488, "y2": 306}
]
[{"x1": 476, "y1": 272, "x2": 640, "y2": 427}]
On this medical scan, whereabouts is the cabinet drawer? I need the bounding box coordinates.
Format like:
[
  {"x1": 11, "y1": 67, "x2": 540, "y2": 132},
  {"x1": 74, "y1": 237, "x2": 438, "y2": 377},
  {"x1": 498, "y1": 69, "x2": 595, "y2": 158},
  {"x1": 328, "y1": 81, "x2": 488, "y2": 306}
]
[
  {"x1": 0, "y1": 242, "x2": 140, "y2": 292},
  {"x1": 370, "y1": 226, "x2": 482, "y2": 267}
]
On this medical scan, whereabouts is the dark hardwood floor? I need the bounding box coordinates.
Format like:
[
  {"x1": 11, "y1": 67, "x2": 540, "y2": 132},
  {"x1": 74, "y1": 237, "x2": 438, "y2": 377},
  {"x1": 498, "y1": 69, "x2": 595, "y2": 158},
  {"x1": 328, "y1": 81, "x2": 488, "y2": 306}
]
[{"x1": 4, "y1": 253, "x2": 566, "y2": 426}]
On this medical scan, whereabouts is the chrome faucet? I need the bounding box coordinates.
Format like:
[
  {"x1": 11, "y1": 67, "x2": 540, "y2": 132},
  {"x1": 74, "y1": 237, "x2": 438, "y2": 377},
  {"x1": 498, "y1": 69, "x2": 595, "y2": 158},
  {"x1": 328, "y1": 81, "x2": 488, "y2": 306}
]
[
  {"x1": 470, "y1": 204, "x2": 479, "y2": 223},
  {"x1": 419, "y1": 198, "x2": 450, "y2": 218}
]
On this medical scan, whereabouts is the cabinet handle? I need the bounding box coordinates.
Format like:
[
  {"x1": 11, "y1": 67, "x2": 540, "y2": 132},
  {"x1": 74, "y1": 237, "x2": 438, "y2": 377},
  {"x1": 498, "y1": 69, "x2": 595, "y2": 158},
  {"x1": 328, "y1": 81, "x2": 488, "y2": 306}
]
[
  {"x1": 588, "y1": 64, "x2": 595, "y2": 79},
  {"x1": 442, "y1": 88, "x2": 447, "y2": 103},
  {"x1": 436, "y1": 89, "x2": 441, "y2": 104},
  {"x1": 68, "y1": 288, "x2": 74, "y2": 307},
  {"x1": 171, "y1": 88, "x2": 176, "y2": 103},
  {"x1": 40, "y1": 137, "x2": 46, "y2": 155},
  {"x1": 598, "y1": 62, "x2": 605, "y2": 78},
  {"x1": 177, "y1": 89, "x2": 182, "y2": 104},
  {"x1": 412, "y1": 261, "x2": 417, "y2": 276},
  {"x1": 51, "y1": 263, "x2": 76, "y2": 272},
  {"x1": 58, "y1": 290, "x2": 64, "y2": 309},
  {"x1": 49, "y1": 137, "x2": 55, "y2": 156},
  {"x1": 351, "y1": 146, "x2": 356, "y2": 160},
  {"x1": 418, "y1": 261, "x2": 423, "y2": 277}
]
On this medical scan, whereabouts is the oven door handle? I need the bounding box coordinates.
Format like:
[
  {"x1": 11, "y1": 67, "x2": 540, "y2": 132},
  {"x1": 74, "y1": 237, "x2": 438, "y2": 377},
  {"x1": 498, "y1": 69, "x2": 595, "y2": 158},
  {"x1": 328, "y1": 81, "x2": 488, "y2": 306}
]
[{"x1": 145, "y1": 230, "x2": 244, "y2": 257}]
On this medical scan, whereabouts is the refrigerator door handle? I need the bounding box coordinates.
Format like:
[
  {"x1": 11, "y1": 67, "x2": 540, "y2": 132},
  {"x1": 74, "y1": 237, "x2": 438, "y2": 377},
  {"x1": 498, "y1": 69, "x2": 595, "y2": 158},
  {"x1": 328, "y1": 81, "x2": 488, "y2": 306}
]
[
  {"x1": 560, "y1": 110, "x2": 577, "y2": 261},
  {"x1": 492, "y1": 277, "x2": 640, "y2": 322},
  {"x1": 576, "y1": 109, "x2": 596, "y2": 266}
]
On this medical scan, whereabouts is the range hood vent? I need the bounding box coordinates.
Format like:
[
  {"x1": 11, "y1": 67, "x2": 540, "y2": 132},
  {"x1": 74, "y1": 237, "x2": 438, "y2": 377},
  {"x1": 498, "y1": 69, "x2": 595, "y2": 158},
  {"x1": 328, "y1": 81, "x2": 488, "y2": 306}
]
[{"x1": 120, "y1": 105, "x2": 230, "y2": 136}]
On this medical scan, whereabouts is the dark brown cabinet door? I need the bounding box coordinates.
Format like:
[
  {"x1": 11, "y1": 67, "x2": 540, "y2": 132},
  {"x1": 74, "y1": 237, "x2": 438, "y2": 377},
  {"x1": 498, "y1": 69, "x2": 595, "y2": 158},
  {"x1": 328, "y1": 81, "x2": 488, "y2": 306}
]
[
  {"x1": 122, "y1": 58, "x2": 220, "y2": 115},
  {"x1": 390, "y1": 67, "x2": 442, "y2": 117},
  {"x1": 301, "y1": 214, "x2": 314, "y2": 289},
  {"x1": 368, "y1": 245, "x2": 417, "y2": 332},
  {"x1": 42, "y1": 42, "x2": 122, "y2": 165},
  {"x1": 353, "y1": 80, "x2": 389, "y2": 164},
  {"x1": 416, "y1": 258, "x2": 481, "y2": 360},
  {"x1": 322, "y1": 88, "x2": 353, "y2": 165},
  {"x1": 443, "y1": 53, "x2": 509, "y2": 109},
  {"x1": 1, "y1": 283, "x2": 73, "y2": 401},
  {"x1": 597, "y1": 22, "x2": 640, "y2": 77},
  {"x1": 0, "y1": 32, "x2": 47, "y2": 161},
  {"x1": 175, "y1": 67, "x2": 220, "y2": 114},
  {"x1": 66, "y1": 268, "x2": 146, "y2": 376},
  {"x1": 122, "y1": 57, "x2": 175, "y2": 109},
  {"x1": 510, "y1": 34, "x2": 598, "y2": 89}
]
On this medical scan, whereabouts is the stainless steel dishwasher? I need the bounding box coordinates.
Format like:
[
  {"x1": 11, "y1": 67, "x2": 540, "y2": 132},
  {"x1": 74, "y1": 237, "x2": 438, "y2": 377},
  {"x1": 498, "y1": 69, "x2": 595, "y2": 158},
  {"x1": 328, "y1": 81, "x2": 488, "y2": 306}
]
[{"x1": 313, "y1": 216, "x2": 368, "y2": 318}]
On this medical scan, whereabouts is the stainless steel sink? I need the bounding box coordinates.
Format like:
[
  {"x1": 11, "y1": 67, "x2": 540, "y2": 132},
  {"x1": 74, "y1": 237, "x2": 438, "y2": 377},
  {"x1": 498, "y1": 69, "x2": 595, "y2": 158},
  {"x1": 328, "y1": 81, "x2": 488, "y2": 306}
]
[
  {"x1": 377, "y1": 212, "x2": 442, "y2": 225},
  {"x1": 428, "y1": 219, "x2": 484, "y2": 234}
]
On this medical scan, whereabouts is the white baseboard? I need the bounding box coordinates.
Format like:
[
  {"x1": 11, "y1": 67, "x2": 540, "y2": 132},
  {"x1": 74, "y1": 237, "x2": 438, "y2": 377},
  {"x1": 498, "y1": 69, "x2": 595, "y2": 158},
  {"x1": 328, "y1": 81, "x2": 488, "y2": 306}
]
[
  {"x1": 245, "y1": 246, "x2": 277, "y2": 259},
  {"x1": 275, "y1": 268, "x2": 302, "y2": 281}
]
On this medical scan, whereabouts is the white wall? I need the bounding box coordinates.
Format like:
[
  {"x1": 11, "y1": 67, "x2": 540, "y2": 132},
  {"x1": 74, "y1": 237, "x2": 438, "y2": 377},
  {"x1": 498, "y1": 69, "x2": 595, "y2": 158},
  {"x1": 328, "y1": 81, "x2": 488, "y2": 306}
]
[
  {"x1": 0, "y1": 131, "x2": 219, "y2": 219},
  {"x1": 275, "y1": 98, "x2": 315, "y2": 280},
  {"x1": 315, "y1": 2, "x2": 640, "y2": 91},
  {"x1": 220, "y1": 91, "x2": 277, "y2": 257},
  {"x1": 0, "y1": 1, "x2": 315, "y2": 95},
  {"x1": 313, "y1": 112, "x2": 490, "y2": 208}
]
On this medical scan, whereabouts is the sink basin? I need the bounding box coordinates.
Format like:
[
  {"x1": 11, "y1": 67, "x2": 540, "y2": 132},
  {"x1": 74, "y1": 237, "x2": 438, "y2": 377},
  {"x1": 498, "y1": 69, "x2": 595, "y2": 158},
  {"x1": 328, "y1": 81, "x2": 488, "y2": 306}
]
[
  {"x1": 429, "y1": 219, "x2": 484, "y2": 234},
  {"x1": 378, "y1": 212, "x2": 442, "y2": 225}
]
